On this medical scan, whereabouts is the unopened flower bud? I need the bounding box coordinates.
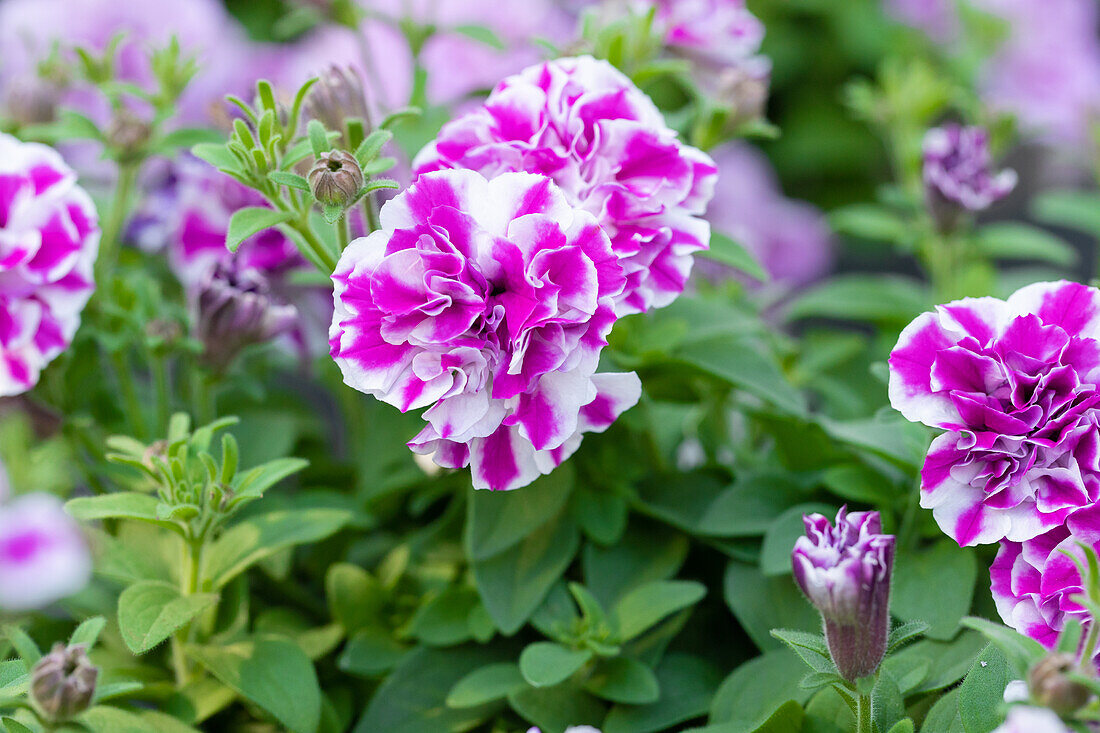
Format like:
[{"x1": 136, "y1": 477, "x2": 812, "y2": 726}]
[
  {"x1": 195, "y1": 263, "x2": 297, "y2": 373},
  {"x1": 309, "y1": 150, "x2": 363, "y2": 208},
  {"x1": 31, "y1": 643, "x2": 98, "y2": 722},
  {"x1": 792, "y1": 507, "x2": 895, "y2": 681},
  {"x1": 1028, "y1": 653, "x2": 1091, "y2": 715},
  {"x1": 107, "y1": 110, "x2": 152, "y2": 160},
  {"x1": 715, "y1": 65, "x2": 769, "y2": 131},
  {"x1": 922, "y1": 123, "x2": 1016, "y2": 233},
  {"x1": 305, "y1": 65, "x2": 369, "y2": 144},
  {"x1": 3, "y1": 76, "x2": 59, "y2": 126}
]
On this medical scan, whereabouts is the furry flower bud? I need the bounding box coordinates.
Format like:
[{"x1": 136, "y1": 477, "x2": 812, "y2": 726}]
[
  {"x1": 195, "y1": 263, "x2": 297, "y2": 372},
  {"x1": 792, "y1": 507, "x2": 896, "y2": 681},
  {"x1": 1028, "y1": 654, "x2": 1091, "y2": 715},
  {"x1": 31, "y1": 643, "x2": 98, "y2": 722},
  {"x1": 309, "y1": 150, "x2": 363, "y2": 208}
]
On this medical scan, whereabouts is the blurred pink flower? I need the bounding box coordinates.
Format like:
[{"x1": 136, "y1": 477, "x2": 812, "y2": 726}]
[
  {"x1": 0, "y1": 134, "x2": 98, "y2": 396},
  {"x1": 0, "y1": 493, "x2": 91, "y2": 611},
  {"x1": 703, "y1": 143, "x2": 832, "y2": 286}
]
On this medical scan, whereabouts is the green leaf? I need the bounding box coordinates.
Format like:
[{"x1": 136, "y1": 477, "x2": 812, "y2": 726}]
[
  {"x1": 465, "y1": 467, "x2": 574, "y2": 561},
  {"x1": 603, "y1": 653, "x2": 723, "y2": 733},
  {"x1": 769, "y1": 629, "x2": 834, "y2": 673},
  {"x1": 231, "y1": 457, "x2": 308, "y2": 501},
  {"x1": 452, "y1": 24, "x2": 507, "y2": 50},
  {"x1": 696, "y1": 473, "x2": 809, "y2": 538},
  {"x1": 785, "y1": 275, "x2": 931, "y2": 325},
  {"x1": 69, "y1": 616, "x2": 107, "y2": 647},
  {"x1": 267, "y1": 171, "x2": 311, "y2": 192},
  {"x1": 872, "y1": 670, "x2": 906, "y2": 732},
  {"x1": 118, "y1": 581, "x2": 219, "y2": 654},
  {"x1": 226, "y1": 207, "x2": 295, "y2": 253},
  {"x1": 676, "y1": 337, "x2": 806, "y2": 416},
  {"x1": 699, "y1": 232, "x2": 769, "y2": 282},
  {"x1": 188, "y1": 636, "x2": 321, "y2": 733},
  {"x1": 2, "y1": 719, "x2": 33, "y2": 733},
  {"x1": 338, "y1": 626, "x2": 409, "y2": 677},
  {"x1": 828, "y1": 204, "x2": 909, "y2": 243},
  {"x1": 1033, "y1": 190, "x2": 1100, "y2": 238},
  {"x1": 957, "y1": 645, "x2": 1009, "y2": 733},
  {"x1": 446, "y1": 663, "x2": 525, "y2": 708},
  {"x1": 155, "y1": 127, "x2": 222, "y2": 152},
  {"x1": 356, "y1": 645, "x2": 515, "y2": 733},
  {"x1": 583, "y1": 521, "x2": 689, "y2": 610},
  {"x1": 472, "y1": 513, "x2": 580, "y2": 634},
  {"x1": 585, "y1": 656, "x2": 660, "y2": 704},
  {"x1": 354, "y1": 129, "x2": 394, "y2": 167},
  {"x1": 572, "y1": 489, "x2": 627, "y2": 545},
  {"x1": 610, "y1": 580, "x2": 706, "y2": 641},
  {"x1": 204, "y1": 509, "x2": 351, "y2": 589},
  {"x1": 888, "y1": 720, "x2": 916, "y2": 733},
  {"x1": 887, "y1": 620, "x2": 930, "y2": 653},
  {"x1": 308, "y1": 119, "x2": 331, "y2": 156},
  {"x1": 406, "y1": 586, "x2": 480, "y2": 646},
  {"x1": 723, "y1": 562, "x2": 819, "y2": 651},
  {"x1": 975, "y1": 222, "x2": 1077, "y2": 265},
  {"x1": 4, "y1": 627, "x2": 40, "y2": 669},
  {"x1": 520, "y1": 642, "x2": 593, "y2": 687},
  {"x1": 326, "y1": 563, "x2": 385, "y2": 635},
  {"x1": 363, "y1": 178, "x2": 400, "y2": 193},
  {"x1": 751, "y1": 700, "x2": 805, "y2": 733},
  {"x1": 922, "y1": 688, "x2": 964, "y2": 733},
  {"x1": 66, "y1": 493, "x2": 176, "y2": 529},
  {"x1": 509, "y1": 683, "x2": 605, "y2": 733},
  {"x1": 380, "y1": 106, "x2": 423, "y2": 130},
  {"x1": 959, "y1": 617, "x2": 1045, "y2": 679},
  {"x1": 892, "y1": 541, "x2": 976, "y2": 640}
]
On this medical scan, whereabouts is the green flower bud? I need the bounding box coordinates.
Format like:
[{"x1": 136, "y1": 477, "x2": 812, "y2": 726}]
[
  {"x1": 1028, "y1": 653, "x2": 1091, "y2": 715},
  {"x1": 309, "y1": 150, "x2": 363, "y2": 208},
  {"x1": 31, "y1": 643, "x2": 98, "y2": 722}
]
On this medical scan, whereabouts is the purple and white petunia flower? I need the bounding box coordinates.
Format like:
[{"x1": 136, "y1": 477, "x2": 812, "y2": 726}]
[
  {"x1": 889, "y1": 280, "x2": 1100, "y2": 546},
  {"x1": 990, "y1": 502, "x2": 1100, "y2": 654},
  {"x1": 923, "y1": 124, "x2": 1017, "y2": 213},
  {"x1": 330, "y1": 169, "x2": 641, "y2": 492},
  {"x1": 0, "y1": 492, "x2": 91, "y2": 611},
  {"x1": 792, "y1": 507, "x2": 895, "y2": 682},
  {"x1": 991, "y1": 706, "x2": 1072, "y2": 733},
  {"x1": 0, "y1": 133, "x2": 98, "y2": 396},
  {"x1": 528, "y1": 727, "x2": 602, "y2": 733},
  {"x1": 413, "y1": 56, "x2": 718, "y2": 316},
  {"x1": 655, "y1": 0, "x2": 770, "y2": 73}
]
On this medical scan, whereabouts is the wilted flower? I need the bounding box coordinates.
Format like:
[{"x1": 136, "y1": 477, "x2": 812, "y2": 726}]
[
  {"x1": 0, "y1": 493, "x2": 92, "y2": 610},
  {"x1": 922, "y1": 124, "x2": 1016, "y2": 228},
  {"x1": 991, "y1": 706, "x2": 1073, "y2": 733},
  {"x1": 990, "y1": 503, "x2": 1100, "y2": 654},
  {"x1": 309, "y1": 150, "x2": 364, "y2": 208},
  {"x1": 0, "y1": 133, "x2": 99, "y2": 396},
  {"x1": 195, "y1": 263, "x2": 298, "y2": 373},
  {"x1": 330, "y1": 169, "x2": 641, "y2": 491},
  {"x1": 792, "y1": 507, "x2": 895, "y2": 682},
  {"x1": 1028, "y1": 654, "x2": 1091, "y2": 715},
  {"x1": 414, "y1": 56, "x2": 718, "y2": 316},
  {"x1": 30, "y1": 643, "x2": 98, "y2": 722},
  {"x1": 889, "y1": 280, "x2": 1100, "y2": 546}
]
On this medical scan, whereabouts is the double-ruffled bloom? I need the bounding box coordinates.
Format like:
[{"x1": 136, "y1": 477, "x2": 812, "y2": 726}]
[
  {"x1": 413, "y1": 56, "x2": 718, "y2": 316},
  {"x1": 0, "y1": 134, "x2": 99, "y2": 396},
  {"x1": 991, "y1": 707, "x2": 1072, "y2": 733},
  {"x1": 990, "y1": 503, "x2": 1100, "y2": 652},
  {"x1": 330, "y1": 169, "x2": 641, "y2": 491},
  {"x1": 923, "y1": 124, "x2": 1017, "y2": 214},
  {"x1": 655, "y1": 0, "x2": 768, "y2": 71},
  {"x1": 792, "y1": 508, "x2": 896, "y2": 681},
  {"x1": 890, "y1": 281, "x2": 1100, "y2": 546}
]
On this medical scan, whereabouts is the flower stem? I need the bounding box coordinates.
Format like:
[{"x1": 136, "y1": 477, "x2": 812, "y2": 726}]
[
  {"x1": 95, "y1": 162, "x2": 139, "y2": 282},
  {"x1": 856, "y1": 692, "x2": 873, "y2": 733},
  {"x1": 1081, "y1": 618, "x2": 1099, "y2": 671},
  {"x1": 337, "y1": 213, "x2": 350, "y2": 252},
  {"x1": 110, "y1": 351, "x2": 146, "y2": 439},
  {"x1": 171, "y1": 536, "x2": 203, "y2": 686}
]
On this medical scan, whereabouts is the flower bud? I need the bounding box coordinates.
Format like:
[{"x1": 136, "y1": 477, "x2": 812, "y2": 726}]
[
  {"x1": 305, "y1": 65, "x2": 369, "y2": 144},
  {"x1": 107, "y1": 110, "x2": 152, "y2": 161},
  {"x1": 792, "y1": 507, "x2": 895, "y2": 681},
  {"x1": 715, "y1": 65, "x2": 769, "y2": 131},
  {"x1": 309, "y1": 150, "x2": 364, "y2": 208},
  {"x1": 922, "y1": 123, "x2": 1016, "y2": 233},
  {"x1": 195, "y1": 263, "x2": 298, "y2": 373},
  {"x1": 3, "y1": 76, "x2": 59, "y2": 126},
  {"x1": 31, "y1": 643, "x2": 98, "y2": 722},
  {"x1": 1028, "y1": 653, "x2": 1091, "y2": 715}
]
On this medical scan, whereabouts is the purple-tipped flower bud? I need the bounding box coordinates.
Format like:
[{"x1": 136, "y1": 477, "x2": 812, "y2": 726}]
[
  {"x1": 309, "y1": 150, "x2": 364, "y2": 209},
  {"x1": 1028, "y1": 654, "x2": 1091, "y2": 715},
  {"x1": 792, "y1": 507, "x2": 895, "y2": 682},
  {"x1": 305, "y1": 65, "x2": 370, "y2": 142},
  {"x1": 922, "y1": 124, "x2": 1017, "y2": 231},
  {"x1": 30, "y1": 643, "x2": 98, "y2": 722},
  {"x1": 195, "y1": 263, "x2": 297, "y2": 372}
]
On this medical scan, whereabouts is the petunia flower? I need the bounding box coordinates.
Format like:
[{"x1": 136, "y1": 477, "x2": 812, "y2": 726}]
[
  {"x1": 330, "y1": 169, "x2": 640, "y2": 491},
  {"x1": 890, "y1": 281, "x2": 1100, "y2": 546},
  {"x1": 0, "y1": 493, "x2": 91, "y2": 611}
]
